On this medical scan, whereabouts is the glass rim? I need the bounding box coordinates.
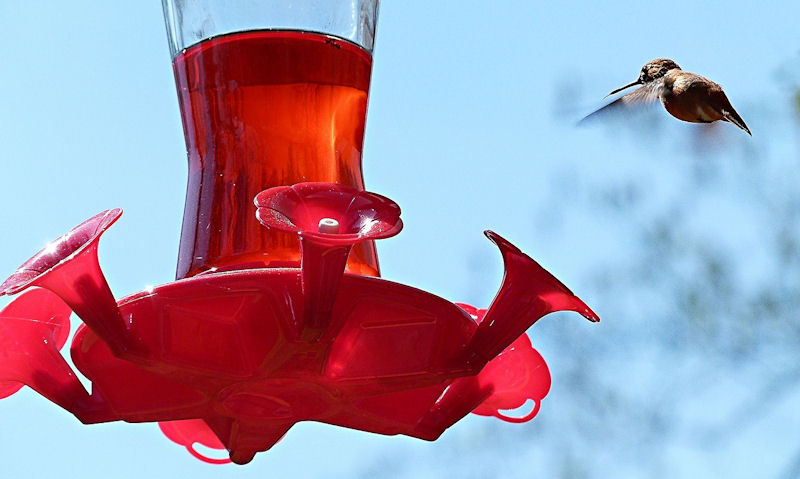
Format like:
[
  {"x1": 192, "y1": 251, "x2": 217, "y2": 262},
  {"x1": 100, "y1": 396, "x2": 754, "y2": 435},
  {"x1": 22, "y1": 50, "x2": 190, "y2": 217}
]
[
  {"x1": 171, "y1": 28, "x2": 375, "y2": 58},
  {"x1": 161, "y1": 0, "x2": 379, "y2": 58}
]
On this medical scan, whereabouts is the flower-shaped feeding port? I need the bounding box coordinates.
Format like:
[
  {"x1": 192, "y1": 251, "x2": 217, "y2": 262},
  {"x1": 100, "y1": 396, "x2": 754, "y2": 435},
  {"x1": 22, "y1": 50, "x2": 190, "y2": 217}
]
[
  {"x1": 0, "y1": 209, "x2": 134, "y2": 357},
  {"x1": 0, "y1": 289, "x2": 71, "y2": 399},
  {"x1": 0, "y1": 198, "x2": 598, "y2": 465},
  {"x1": 0, "y1": 288, "x2": 108, "y2": 422},
  {"x1": 255, "y1": 182, "x2": 403, "y2": 339},
  {"x1": 467, "y1": 231, "x2": 599, "y2": 364}
]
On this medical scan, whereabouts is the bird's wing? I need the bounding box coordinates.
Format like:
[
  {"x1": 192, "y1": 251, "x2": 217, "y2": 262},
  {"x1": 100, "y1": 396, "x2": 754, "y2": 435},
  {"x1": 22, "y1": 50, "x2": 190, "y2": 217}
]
[{"x1": 580, "y1": 79, "x2": 664, "y2": 123}]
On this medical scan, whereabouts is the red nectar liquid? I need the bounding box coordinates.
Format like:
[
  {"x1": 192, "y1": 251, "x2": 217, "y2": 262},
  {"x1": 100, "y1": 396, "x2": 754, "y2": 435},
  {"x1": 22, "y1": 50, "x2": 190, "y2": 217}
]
[{"x1": 172, "y1": 30, "x2": 378, "y2": 278}]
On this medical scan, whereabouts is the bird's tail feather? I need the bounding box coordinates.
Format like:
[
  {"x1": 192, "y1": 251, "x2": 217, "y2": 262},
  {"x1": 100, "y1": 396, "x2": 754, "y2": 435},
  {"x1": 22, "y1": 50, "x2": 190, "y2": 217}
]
[{"x1": 721, "y1": 108, "x2": 751, "y2": 136}]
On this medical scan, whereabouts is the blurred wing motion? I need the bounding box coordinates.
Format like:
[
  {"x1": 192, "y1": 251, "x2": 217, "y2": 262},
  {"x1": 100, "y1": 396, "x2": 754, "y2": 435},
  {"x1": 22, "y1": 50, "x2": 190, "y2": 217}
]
[{"x1": 580, "y1": 78, "x2": 664, "y2": 124}]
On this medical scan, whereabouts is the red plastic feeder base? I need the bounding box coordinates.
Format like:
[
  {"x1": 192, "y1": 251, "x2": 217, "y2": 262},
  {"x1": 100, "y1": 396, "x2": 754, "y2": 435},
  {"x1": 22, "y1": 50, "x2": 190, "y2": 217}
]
[{"x1": 0, "y1": 183, "x2": 598, "y2": 464}]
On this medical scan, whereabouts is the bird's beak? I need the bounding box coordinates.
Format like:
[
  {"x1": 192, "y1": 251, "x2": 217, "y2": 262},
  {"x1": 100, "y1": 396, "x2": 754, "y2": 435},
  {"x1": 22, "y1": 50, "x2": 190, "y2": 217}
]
[{"x1": 605, "y1": 79, "x2": 642, "y2": 98}]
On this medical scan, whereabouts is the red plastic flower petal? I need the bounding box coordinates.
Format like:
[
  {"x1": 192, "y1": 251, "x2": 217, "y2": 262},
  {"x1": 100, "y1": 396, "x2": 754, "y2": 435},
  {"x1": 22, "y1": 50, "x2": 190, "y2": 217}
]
[
  {"x1": 254, "y1": 182, "x2": 402, "y2": 246},
  {"x1": 0, "y1": 209, "x2": 122, "y2": 295}
]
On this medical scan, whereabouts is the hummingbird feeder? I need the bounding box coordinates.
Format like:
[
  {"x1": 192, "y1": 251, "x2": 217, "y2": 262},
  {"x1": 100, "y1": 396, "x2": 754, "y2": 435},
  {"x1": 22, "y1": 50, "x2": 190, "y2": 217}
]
[{"x1": 0, "y1": 0, "x2": 599, "y2": 465}]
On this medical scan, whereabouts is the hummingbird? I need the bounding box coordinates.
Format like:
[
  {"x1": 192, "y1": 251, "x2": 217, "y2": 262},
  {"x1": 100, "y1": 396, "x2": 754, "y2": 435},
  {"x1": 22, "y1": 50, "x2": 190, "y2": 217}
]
[{"x1": 583, "y1": 58, "x2": 751, "y2": 135}]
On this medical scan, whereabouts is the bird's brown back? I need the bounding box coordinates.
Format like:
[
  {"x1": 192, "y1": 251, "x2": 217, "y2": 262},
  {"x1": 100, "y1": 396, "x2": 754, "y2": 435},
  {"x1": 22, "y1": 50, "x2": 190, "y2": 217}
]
[{"x1": 661, "y1": 70, "x2": 726, "y2": 123}]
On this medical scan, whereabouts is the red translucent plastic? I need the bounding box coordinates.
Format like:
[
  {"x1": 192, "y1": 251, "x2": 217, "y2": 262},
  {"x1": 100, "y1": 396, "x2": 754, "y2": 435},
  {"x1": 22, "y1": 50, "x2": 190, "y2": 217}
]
[
  {"x1": 0, "y1": 209, "x2": 137, "y2": 357},
  {"x1": 254, "y1": 182, "x2": 403, "y2": 245},
  {"x1": 0, "y1": 288, "x2": 106, "y2": 421},
  {"x1": 0, "y1": 209, "x2": 120, "y2": 296},
  {"x1": 159, "y1": 420, "x2": 231, "y2": 464},
  {"x1": 173, "y1": 30, "x2": 379, "y2": 279},
  {"x1": 0, "y1": 289, "x2": 71, "y2": 399},
  {"x1": 0, "y1": 205, "x2": 598, "y2": 464},
  {"x1": 459, "y1": 305, "x2": 550, "y2": 423},
  {"x1": 255, "y1": 182, "x2": 403, "y2": 338}
]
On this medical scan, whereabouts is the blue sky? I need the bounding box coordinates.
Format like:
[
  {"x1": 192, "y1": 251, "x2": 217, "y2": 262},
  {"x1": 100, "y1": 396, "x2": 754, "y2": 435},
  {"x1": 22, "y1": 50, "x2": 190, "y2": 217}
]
[{"x1": 1, "y1": 1, "x2": 798, "y2": 477}]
